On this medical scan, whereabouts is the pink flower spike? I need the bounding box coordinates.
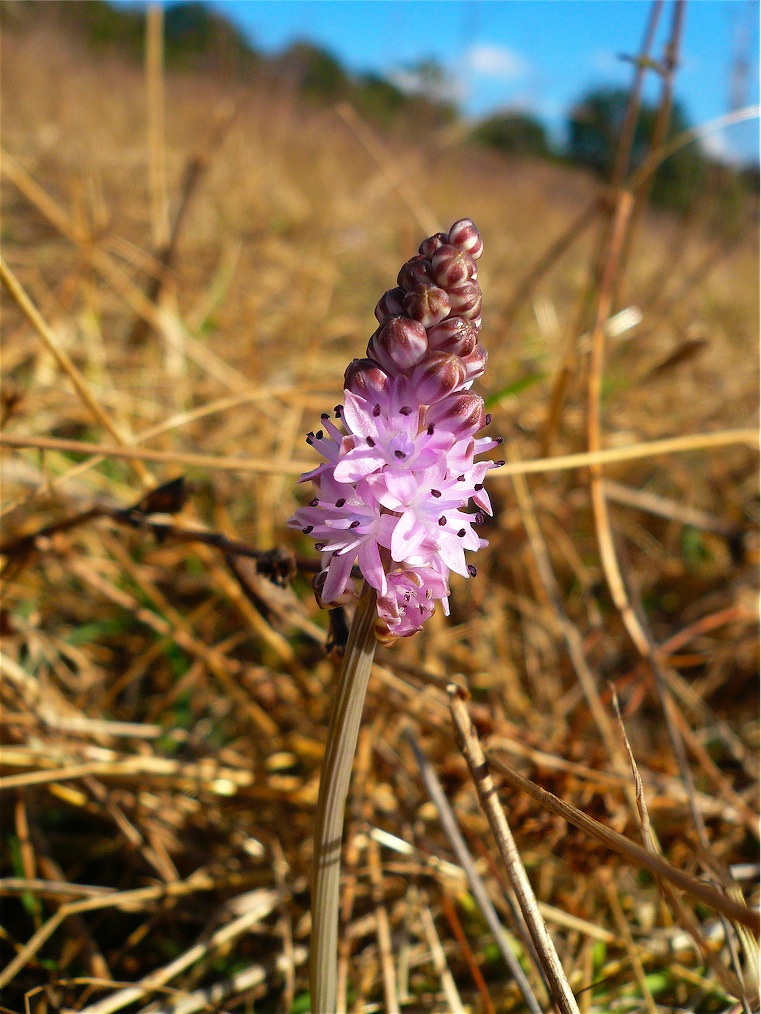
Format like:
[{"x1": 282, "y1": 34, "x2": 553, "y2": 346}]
[{"x1": 289, "y1": 218, "x2": 497, "y2": 636}]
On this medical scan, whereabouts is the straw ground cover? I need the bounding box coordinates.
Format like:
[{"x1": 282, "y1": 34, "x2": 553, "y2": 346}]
[{"x1": 1, "y1": 13, "x2": 759, "y2": 1014}]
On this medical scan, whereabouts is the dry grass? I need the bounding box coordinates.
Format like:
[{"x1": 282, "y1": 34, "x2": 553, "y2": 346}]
[{"x1": 1, "y1": 15, "x2": 759, "y2": 1014}]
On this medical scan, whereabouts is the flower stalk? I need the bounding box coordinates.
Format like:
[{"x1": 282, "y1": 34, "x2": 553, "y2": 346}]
[{"x1": 309, "y1": 580, "x2": 378, "y2": 1014}]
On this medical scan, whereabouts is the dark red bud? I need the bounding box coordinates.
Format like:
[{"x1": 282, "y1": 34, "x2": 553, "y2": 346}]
[
  {"x1": 374, "y1": 287, "x2": 405, "y2": 324},
  {"x1": 344, "y1": 357, "x2": 389, "y2": 396},
  {"x1": 460, "y1": 296, "x2": 482, "y2": 322},
  {"x1": 448, "y1": 218, "x2": 484, "y2": 260},
  {"x1": 447, "y1": 281, "x2": 482, "y2": 317},
  {"x1": 426, "y1": 316, "x2": 477, "y2": 357},
  {"x1": 419, "y1": 232, "x2": 449, "y2": 258},
  {"x1": 410, "y1": 352, "x2": 466, "y2": 405},
  {"x1": 397, "y1": 254, "x2": 433, "y2": 292},
  {"x1": 368, "y1": 316, "x2": 429, "y2": 374},
  {"x1": 402, "y1": 284, "x2": 451, "y2": 328},
  {"x1": 461, "y1": 343, "x2": 488, "y2": 383},
  {"x1": 431, "y1": 244, "x2": 478, "y2": 289},
  {"x1": 425, "y1": 391, "x2": 485, "y2": 438}
]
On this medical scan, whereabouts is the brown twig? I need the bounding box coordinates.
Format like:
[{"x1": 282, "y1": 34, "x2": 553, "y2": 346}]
[
  {"x1": 0, "y1": 431, "x2": 311, "y2": 475},
  {"x1": 486, "y1": 750, "x2": 759, "y2": 934},
  {"x1": 541, "y1": 0, "x2": 663, "y2": 455},
  {"x1": 129, "y1": 91, "x2": 239, "y2": 344},
  {"x1": 0, "y1": 255, "x2": 152, "y2": 486},
  {"x1": 404, "y1": 726, "x2": 545, "y2": 1013},
  {"x1": 617, "y1": 0, "x2": 687, "y2": 294},
  {"x1": 502, "y1": 197, "x2": 602, "y2": 325},
  {"x1": 2, "y1": 428, "x2": 755, "y2": 484},
  {"x1": 448, "y1": 685, "x2": 581, "y2": 1014}
]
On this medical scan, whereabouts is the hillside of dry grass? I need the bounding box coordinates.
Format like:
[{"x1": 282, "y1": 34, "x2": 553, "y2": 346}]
[{"x1": 1, "y1": 18, "x2": 759, "y2": 1014}]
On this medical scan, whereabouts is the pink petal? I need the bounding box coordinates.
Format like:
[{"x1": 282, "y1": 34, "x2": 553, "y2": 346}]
[
  {"x1": 390, "y1": 510, "x2": 426, "y2": 562},
  {"x1": 322, "y1": 550, "x2": 356, "y2": 605},
  {"x1": 333, "y1": 450, "x2": 386, "y2": 483},
  {"x1": 358, "y1": 539, "x2": 387, "y2": 595}
]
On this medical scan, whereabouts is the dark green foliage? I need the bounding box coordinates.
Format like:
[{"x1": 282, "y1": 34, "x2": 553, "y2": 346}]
[
  {"x1": 355, "y1": 73, "x2": 413, "y2": 128},
  {"x1": 163, "y1": 2, "x2": 260, "y2": 73},
  {"x1": 275, "y1": 40, "x2": 351, "y2": 103},
  {"x1": 24, "y1": 0, "x2": 259, "y2": 76},
  {"x1": 39, "y1": 0, "x2": 146, "y2": 60},
  {"x1": 471, "y1": 111, "x2": 551, "y2": 158},
  {"x1": 566, "y1": 86, "x2": 706, "y2": 213}
]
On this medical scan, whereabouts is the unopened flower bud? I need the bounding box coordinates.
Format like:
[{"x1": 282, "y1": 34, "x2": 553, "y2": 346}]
[
  {"x1": 410, "y1": 352, "x2": 467, "y2": 404},
  {"x1": 418, "y1": 232, "x2": 448, "y2": 259},
  {"x1": 397, "y1": 255, "x2": 433, "y2": 292},
  {"x1": 426, "y1": 316, "x2": 477, "y2": 357},
  {"x1": 461, "y1": 343, "x2": 488, "y2": 383},
  {"x1": 461, "y1": 297, "x2": 482, "y2": 322},
  {"x1": 469, "y1": 314, "x2": 482, "y2": 335},
  {"x1": 313, "y1": 568, "x2": 353, "y2": 608},
  {"x1": 374, "y1": 287, "x2": 406, "y2": 324},
  {"x1": 431, "y1": 244, "x2": 478, "y2": 288},
  {"x1": 448, "y1": 218, "x2": 484, "y2": 260},
  {"x1": 344, "y1": 357, "x2": 389, "y2": 397},
  {"x1": 425, "y1": 391, "x2": 486, "y2": 438},
  {"x1": 368, "y1": 316, "x2": 429, "y2": 374},
  {"x1": 447, "y1": 281, "x2": 482, "y2": 317},
  {"x1": 402, "y1": 284, "x2": 451, "y2": 328}
]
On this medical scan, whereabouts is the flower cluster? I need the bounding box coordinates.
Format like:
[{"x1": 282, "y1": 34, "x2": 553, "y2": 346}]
[{"x1": 289, "y1": 219, "x2": 502, "y2": 638}]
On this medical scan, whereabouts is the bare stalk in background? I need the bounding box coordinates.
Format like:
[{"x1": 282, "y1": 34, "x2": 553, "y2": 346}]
[
  {"x1": 448, "y1": 686, "x2": 581, "y2": 1014},
  {"x1": 309, "y1": 582, "x2": 378, "y2": 1014}
]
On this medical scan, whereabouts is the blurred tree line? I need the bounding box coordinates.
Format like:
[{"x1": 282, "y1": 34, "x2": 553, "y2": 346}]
[{"x1": 10, "y1": 0, "x2": 757, "y2": 217}]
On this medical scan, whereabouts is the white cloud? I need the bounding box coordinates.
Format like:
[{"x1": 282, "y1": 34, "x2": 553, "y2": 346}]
[
  {"x1": 389, "y1": 67, "x2": 464, "y2": 105},
  {"x1": 467, "y1": 44, "x2": 528, "y2": 81}
]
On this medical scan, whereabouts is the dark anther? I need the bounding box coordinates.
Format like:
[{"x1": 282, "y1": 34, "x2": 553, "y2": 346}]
[
  {"x1": 400, "y1": 406, "x2": 413, "y2": 415},
  {"x1": 485, "y1": 413, "x2": 492, "y2": 425},
  {"x1": 495, "y1": 459, "x2": 506, "y2": 467},
  {"x1": 427, "y1": 424, "x2": 434, "y2": 435},
  {"x1": 335, "y1": 498, "x2": 346, "y2": 508},
  {"x1": 457, "y1": 474, "x2": 465, "y2": 482},
  {"x1": 474, "y1": 483, "x2": 483, "y2": 491},
  {"x1": 438, "y1": 516, "x2": 447, "y2": 526},
  {"x1": 321, "y1": 412, "x2": 329, "y2": 420},
  {"x1": 315, "y1": 543, "x2": 325, "y2": 551},
  {"x1": 367, "y1": 437, "x2": 376, "y2": 447},
  {"x1": 309, "y1": 498, "x2": 319, "y2": 507},
  {"x1": 306, "y1": 435, "x2": 313, "y2": 444},
  {"x1": 467, "y1": 564, "x2": 478, "y2": 577},
  {"x1": 495, "y1": 436, "x2": 504, "y2": 444},
  {"x1": 349, "y1": 520, "x2": 360, "y2": 529},
  {"x1": 394, "y1": 450, "x2": 406, "y2": 459},
  {"x1": 303, "y1": 525, "x2": 314, "y2": 534},
  {"x1": 431, "y1": 489, "x2": 441, "y2": 498},
  {"x1": 373, "y1": 404, "x2": 381, "y2": 417},
  {"x1": 315, "y1": 430, "x2": 323, "y2": 440},
  {"x1": 457, "y1": 528, "x2": 466, "y2": 537},
  {"x1": 334, "y1": 405, "x2": 342, "y2": 417}
]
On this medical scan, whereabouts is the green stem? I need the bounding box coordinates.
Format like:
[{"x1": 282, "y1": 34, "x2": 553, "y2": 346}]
[{"x1": 309, "y1": 581, "x2": 378, "y2": 1014}]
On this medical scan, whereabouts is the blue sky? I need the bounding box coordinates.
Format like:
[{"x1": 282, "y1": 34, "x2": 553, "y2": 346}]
[{"x1": 130, "y1": 1, "x2": 760, "y2": 162}]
